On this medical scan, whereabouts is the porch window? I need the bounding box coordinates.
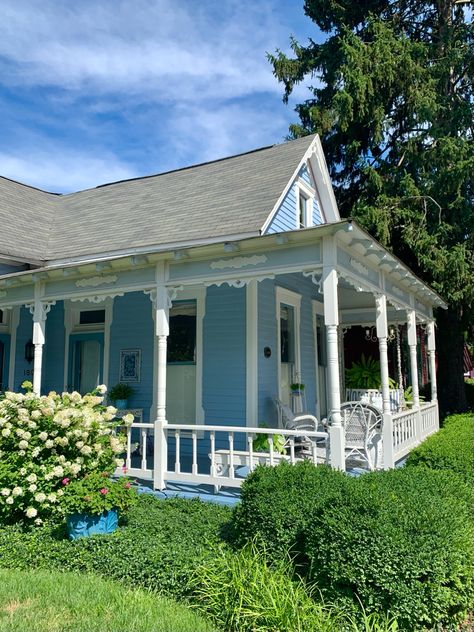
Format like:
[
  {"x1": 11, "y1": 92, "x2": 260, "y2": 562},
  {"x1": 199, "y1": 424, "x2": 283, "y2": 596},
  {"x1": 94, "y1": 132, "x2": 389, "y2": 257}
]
[
  {"x1": 79, "y1": 309, "x2": 105, "y2": 325},
  {"x1": 0, "y1": 310, "x2": 3, "y2": 324},
  {"x1": 167, "y1": 301, "x2": 196, "y2": 364},
  {"x1": 280, "y1": 305, "x2": 295, "y2": 364}
]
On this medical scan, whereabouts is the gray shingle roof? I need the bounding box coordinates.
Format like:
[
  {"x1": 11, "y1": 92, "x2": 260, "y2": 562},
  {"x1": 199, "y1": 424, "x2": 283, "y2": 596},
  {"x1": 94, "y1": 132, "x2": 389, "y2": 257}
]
[{"x1": 0, "y1": 135, "x2": 315, "y2": 263}]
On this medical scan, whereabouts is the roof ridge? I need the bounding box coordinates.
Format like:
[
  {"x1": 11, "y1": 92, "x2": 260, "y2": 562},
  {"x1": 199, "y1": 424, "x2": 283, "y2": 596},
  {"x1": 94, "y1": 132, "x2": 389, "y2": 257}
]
[
  {"x1": 0, "y1": 174, "x2": 61, "y2": 196},
  {"x1": 64, "y1": 135, "x2": 315, "y2": 196}
]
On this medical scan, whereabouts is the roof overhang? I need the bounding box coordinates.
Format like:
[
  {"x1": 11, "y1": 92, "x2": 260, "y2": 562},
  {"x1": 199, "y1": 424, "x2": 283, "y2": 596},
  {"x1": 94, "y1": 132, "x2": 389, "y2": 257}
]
[{"x1": 0, "y1": 220, "x2": 447, "y2": 310}]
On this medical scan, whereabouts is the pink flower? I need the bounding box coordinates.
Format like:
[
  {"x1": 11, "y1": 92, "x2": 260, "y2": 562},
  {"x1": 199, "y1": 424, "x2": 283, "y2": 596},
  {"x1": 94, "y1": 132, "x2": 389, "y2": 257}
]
[
  {"x1": 99, "y1": 488, "x2": 108, "y2": 495},
  {"x1": 61, "y1": 478, "x2": 70, "y2": 486},
  {"x1": 124, "y1": 482, "x2": 131, "y2": 489},
  {"x1": 122, "y1": 466, "x2": 128, "y2": 474}
]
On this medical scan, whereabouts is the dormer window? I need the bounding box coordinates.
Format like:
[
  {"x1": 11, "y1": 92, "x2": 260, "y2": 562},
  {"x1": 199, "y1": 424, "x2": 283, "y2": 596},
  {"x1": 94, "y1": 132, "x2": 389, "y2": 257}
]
[{"x1": 296, "y1": 179, "x2": 315, "y2": 229}]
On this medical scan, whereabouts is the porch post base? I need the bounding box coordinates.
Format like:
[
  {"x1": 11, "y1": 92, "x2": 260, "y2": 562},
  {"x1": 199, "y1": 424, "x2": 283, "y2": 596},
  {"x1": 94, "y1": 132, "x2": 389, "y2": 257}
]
[{"x1": 329, "y1": 424, "x2": 345, "y2": 471}]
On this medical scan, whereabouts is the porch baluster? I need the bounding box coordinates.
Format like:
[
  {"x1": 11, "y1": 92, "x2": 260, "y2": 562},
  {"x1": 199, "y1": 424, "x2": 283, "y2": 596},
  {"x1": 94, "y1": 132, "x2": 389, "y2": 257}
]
[
  {"x1": 289, "y1": 438, "x2": 295, "y2": 464},
  {"x1": 141, "y1": 429, "x2": 147, "y2": 471},
  {"x1": 210, "y1": 431, "x2": 216, "y2": 477},
  {"x1": 175, "y1": 430, "x2": 181, "y2": 473},
  {"x1": 248, "y1": 436, "x2": 254, "y2": 471},
  {"x1": 126, "y1": 426, "x2": 132, "y2": 471},
  {"x1": 228, "y1": 432, "x2": 235, "y2": 479},
  {"x1": 192, "y1": 430, "x2": 198, "y2": 475},
  {"x1": 268, "y1": 436, "x2": 274, "y2": 466}
]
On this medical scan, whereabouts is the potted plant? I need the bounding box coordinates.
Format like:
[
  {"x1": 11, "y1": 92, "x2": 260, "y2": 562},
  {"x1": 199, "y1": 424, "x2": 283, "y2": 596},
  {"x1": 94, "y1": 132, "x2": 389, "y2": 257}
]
[
  {"x1": 109, "y1": 383, "x2": 134, "y2": 410},
  {"x1": 60, "y1": 471, "x2": 137, "y2": 540},
  {"x1": 252, "y1": 424, "x2": 286, "y2": 454},
  {"x1": 290, "y1": 382, "x2": 305, "y2": 396}
]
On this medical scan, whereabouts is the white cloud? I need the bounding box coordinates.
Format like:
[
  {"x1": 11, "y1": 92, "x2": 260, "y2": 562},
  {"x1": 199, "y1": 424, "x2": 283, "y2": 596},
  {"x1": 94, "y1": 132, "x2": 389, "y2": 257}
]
[
  {"x1": 0, "y1": 149, "x2": 137, "y2": 193},
  {"x1": 0, "y1": 0, "x2": 290, "y2": 102}
]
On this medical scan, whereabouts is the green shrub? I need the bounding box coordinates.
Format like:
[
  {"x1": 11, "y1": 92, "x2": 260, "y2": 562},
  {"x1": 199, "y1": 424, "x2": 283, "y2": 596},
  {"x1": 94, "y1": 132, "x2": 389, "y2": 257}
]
[
  {"x1": 230, "y1": 462, "x2": 347, "y2": 558},
  {"x1": 406, "y1": 413, "x2": 474, "y2": 483},
  {"x1": 231, "y1": 461, "x2": 473, "y2": 631},
  {"x1": 0, "y1": 495, "x2": 231, "y2": 601},
  {"x1": 189, "y1": 540, "x2": 335, "y2": 632},
  {"x1": 305, "y1": 467, "x2": 473, "y2": 631}
]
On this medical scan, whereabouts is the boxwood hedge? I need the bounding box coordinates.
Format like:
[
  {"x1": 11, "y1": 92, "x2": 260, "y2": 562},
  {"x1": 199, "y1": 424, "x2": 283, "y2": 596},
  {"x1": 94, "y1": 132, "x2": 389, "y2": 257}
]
[
  {"x1": 230, "y1": 443, "x2": 473, "y2": 630},
  {"x1": 405, "y1": 413, "x2": 473, "y2": 483}
]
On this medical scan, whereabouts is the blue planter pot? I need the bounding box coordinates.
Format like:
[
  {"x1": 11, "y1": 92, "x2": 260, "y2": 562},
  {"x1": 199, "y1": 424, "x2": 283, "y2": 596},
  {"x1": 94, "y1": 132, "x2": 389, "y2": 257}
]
[
  {"x1": 115, "y1": 399, "x2": 128, "y2": 410},
  {"x1": 66, "y1": 509, "x2": 118, "y2": 540}
]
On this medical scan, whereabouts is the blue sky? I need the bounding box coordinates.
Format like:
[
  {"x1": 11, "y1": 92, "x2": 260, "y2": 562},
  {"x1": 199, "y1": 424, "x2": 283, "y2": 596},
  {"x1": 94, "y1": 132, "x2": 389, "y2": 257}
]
[{"x1": 0, "y1": 1, "x2": 321, "y2": 193}]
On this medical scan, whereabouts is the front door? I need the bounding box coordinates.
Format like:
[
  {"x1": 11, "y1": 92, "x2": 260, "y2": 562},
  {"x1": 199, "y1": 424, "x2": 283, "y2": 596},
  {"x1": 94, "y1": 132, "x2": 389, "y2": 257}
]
[
  {"x1": 68, "y1": 333, "x2": 104, "y2": 394},
  {"x1": 166, "y1": 300, "x2": 197, "y2": 424}
]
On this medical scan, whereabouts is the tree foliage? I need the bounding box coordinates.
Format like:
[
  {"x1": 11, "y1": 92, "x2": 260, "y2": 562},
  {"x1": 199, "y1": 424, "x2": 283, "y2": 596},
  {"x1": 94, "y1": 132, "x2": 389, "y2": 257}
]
[{"x1": 269, "y1": 1, "x2": 474, "y2": 410}]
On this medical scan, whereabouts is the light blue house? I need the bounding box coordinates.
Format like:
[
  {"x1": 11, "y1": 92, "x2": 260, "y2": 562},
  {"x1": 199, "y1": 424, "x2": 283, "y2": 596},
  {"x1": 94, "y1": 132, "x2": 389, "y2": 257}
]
[{"x1": 0, "y1": 134, "x2": 445, "y2": 488}]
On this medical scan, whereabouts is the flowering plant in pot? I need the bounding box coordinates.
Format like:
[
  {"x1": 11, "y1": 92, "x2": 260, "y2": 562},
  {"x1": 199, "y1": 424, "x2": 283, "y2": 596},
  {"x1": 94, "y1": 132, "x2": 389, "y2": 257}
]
[
  {"x1": 109, "y1": 383, "x2": 134, "y2": 410},
  {"x1": 290, "y1": 382, "x2": 305, "y2": 396},
  {"x1": 59, "y1": 471, "x2": 137, "y2": 539}
]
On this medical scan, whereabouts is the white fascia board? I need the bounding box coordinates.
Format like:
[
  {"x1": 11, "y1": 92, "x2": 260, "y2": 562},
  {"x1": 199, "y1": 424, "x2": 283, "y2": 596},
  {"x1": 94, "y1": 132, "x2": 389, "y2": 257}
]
[
  {"x1": 308, "y1": 135, "x2": 340, "y2": 223},
  {"x1": 260, "y1": 135, "x2": 321, "y2": 234}
]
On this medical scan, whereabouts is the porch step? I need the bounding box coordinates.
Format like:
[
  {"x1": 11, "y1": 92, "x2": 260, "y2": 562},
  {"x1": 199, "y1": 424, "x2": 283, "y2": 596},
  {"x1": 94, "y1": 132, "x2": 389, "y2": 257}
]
[{"x1": 136, "y1": 482, "x2": 241, "y2": 507}]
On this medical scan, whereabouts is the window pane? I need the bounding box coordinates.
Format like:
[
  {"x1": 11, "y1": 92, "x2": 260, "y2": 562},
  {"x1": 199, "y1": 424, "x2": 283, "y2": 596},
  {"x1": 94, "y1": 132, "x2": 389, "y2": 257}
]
[
  {"x1": 0, "y1": 309, "x2": 3, "y2": 324},
  {"x1": 168, "y1": 301, "x2": 197, "y2": 363},
  {"x1": 280, "y1": 305, "x2": 294, "y2": 363},
  {"x1": 299, "y1": 193, "x2": 307, "y2": 228},
  {"x1": 79, "y1": 310, "x2": 106, "y2": 325}
]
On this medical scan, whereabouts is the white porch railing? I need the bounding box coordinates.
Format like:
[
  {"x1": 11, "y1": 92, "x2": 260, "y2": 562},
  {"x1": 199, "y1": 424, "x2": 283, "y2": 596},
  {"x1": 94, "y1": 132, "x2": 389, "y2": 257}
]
[
  {"x1": 345, "y1": 388, "x2": 404, "y2": 412},
  {"x1": 117, "y1": 422, "x2": 329, "y2": 490},
  {"x1": 117, "y1": 402, "x2": 439, "y2": 488},
  {"x1": 382, "y1": 401, "x2": 439, "y2": 467}
]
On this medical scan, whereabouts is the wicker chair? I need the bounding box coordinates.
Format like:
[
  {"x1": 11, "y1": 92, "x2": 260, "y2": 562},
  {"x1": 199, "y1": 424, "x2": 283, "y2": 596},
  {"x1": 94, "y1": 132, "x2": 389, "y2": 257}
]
[
  {"x1": 274, "y1": 399, "x2": 328, "y2": 461},
  {"x1": 340, "y1": 401, "x2": 382, "y2": 470}
]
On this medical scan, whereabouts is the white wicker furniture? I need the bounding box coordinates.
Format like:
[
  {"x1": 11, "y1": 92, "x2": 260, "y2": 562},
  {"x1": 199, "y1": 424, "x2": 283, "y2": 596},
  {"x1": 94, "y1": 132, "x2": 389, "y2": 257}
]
[{"x1": 340, "y1": 401, "x2": 382, "y2": 470}]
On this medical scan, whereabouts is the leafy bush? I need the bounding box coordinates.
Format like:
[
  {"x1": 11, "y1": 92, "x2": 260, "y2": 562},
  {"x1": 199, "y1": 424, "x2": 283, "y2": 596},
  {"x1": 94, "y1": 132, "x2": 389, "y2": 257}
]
[
  {"x1": 406, "y1": 413, "x2": 473, "y2": 483},
  {"x1": 306, "y1": 468, "x2": 473, "y2": 630},
  {"x1": 189, "y1": 541, "x2": 335, "y2": 632},
  {"x1": 0, "y1": 384, "x2": 130, "y2": 525},
  {"x1": 230, "y1": 462, "x2": 347, "y2": 558},
  {"x1": 0, "y1": 494, "x2": 231, "y2": 601}
]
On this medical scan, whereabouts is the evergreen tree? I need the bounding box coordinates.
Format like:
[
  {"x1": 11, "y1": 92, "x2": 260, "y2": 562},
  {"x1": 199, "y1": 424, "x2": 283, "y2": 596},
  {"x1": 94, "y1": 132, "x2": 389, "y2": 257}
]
[{"x1": 269, "y1": 0, "x2": 474, "y2": 412}]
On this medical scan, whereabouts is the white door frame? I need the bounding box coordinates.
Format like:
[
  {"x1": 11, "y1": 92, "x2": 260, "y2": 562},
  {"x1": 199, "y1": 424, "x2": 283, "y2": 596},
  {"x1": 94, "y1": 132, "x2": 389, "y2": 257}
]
[
  {"x1": 276, "y1": 286, "x2": 301, "y2": 404},
  {"x1": 63, "y1": 299, "x2": 113, "y2": 391}
]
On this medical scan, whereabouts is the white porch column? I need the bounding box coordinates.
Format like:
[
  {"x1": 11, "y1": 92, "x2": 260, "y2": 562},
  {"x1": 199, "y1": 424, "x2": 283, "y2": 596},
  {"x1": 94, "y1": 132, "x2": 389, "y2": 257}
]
[
  {"x1": 427, "y1": 320, "x2": 437, "y2": 402},
  {"x1": 153, "y1": 263, "x2": 170, "y2": 491},
  {"x1": 29, "y1": 284, "x2": 54, "y2": 396},
  {"x1": 407, "y1": 309, "x2": 420, "y2": 407},
  {"x1": 322, "y1": 237, "x2": 345, "y2": 470},
  {"x1": 375, "y1": 294, "x2": 391, "y2": 414}
]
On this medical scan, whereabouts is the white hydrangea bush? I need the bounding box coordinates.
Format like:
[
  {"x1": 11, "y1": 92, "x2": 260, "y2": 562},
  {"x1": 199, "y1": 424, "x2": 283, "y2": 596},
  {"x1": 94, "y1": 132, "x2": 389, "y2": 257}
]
[{"x1": 0, "y1": 383, "x2": 131, "y2": 525}]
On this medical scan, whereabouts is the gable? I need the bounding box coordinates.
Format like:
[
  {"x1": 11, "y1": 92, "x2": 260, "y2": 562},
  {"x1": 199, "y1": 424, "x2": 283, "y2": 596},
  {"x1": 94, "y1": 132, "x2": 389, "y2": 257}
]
[{"x1": 264, "y1": 164, "x2": 324, "y2": 234}]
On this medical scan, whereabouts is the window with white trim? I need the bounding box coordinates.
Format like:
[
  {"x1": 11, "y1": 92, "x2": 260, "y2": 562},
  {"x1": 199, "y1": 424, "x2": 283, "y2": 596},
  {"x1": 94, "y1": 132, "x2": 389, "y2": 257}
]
[{"x1": 296, "y1": 179, "x2": 315, "y2": 229}]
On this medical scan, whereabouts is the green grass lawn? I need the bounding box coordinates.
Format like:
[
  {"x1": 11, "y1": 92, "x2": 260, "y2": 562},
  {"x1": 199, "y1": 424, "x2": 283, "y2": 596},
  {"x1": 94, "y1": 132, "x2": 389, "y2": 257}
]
[{"x1": 0, "y1": 569, "x2": 215, "y2": 632}]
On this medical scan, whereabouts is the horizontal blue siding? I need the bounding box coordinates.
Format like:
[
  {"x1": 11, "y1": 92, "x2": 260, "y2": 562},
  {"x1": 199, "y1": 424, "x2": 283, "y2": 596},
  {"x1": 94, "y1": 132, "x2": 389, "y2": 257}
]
[
  {"x1": 266, "y1": 184, "x2": 297, "y2": 233},
  {"x1": 203, "y1": 285, "x2": 246, "y2": 449},
  {"x1": 265, "y1": 164, "x2": 324, "y2": 234},
  {"x1": 109, "y1": 292, "x2": 154, "y2": 421},
  {"x1": 0, "y1": 264, "x2": 26, "y2": 275}
]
